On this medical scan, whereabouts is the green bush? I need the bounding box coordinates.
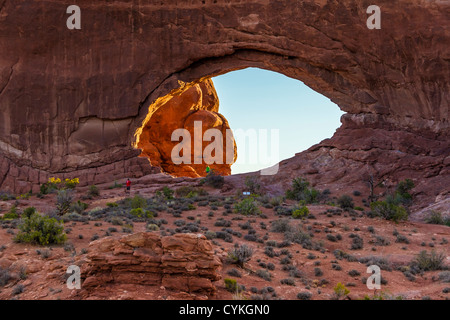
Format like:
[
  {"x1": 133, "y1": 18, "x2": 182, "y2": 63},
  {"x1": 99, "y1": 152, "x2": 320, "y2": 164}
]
[
  {"x1": 23, "y1": 207, "x2": 36, "y2": 219},
  {"x1": 130, "y1": 208, "x2": 153, "y2": 218},
  {"x1": 39, "y1": 183, "x2": 49, "y2": 195},
  {"x1": 234, "y1": 197, "x2": 261, "y2": 216},
  {"x1": 333, "y1": 282, "x2": 350, "y2": 300},
  {"x1": 106, "y1": 202, "x2": 119, "y2": 207},
  {"x1": 292, "y1": 205, "x2": 309, "y2": 219},
  {"x1": 131, "y1": 194, "x2": 147, "y2": 209},
  {"x1": 224, "y1": 278, "x2": 239, "y2": 292},
  {"x1": 175, "y1": 186, "x2": 208, "y2": 198},
  {"x1": 370, "y1": 200, "x2": 408, "y2": 222},
  {"x1": 2, "y1": 205, "x2": 19, "y2": 220},
  {"x1": 285, "y1": 178, "x2": 320, "y2": 203},
  {"x1": 394, "y1": 179, "x2": 414, "y2": 205},
  {"x1": 14, "y1": 213, "x2": 67, "y2": 245}
]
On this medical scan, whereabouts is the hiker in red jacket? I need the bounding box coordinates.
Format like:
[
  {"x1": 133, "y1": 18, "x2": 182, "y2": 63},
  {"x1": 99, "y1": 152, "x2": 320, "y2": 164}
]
[{"x1": 125, "y1": 178, "x2": 131, "y2": 195}]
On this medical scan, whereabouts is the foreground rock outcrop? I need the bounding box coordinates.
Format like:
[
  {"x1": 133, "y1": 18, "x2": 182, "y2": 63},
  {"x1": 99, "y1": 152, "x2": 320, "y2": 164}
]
[
  {"x1": 78, "y1": 232, "x2": 222, "y2": 299},
  {"x1": 0, "y1": 0, "x2": 448, "y2": 210},
  {"x1": 135, "y1": 79, "x2": 237, "y2": 178}
]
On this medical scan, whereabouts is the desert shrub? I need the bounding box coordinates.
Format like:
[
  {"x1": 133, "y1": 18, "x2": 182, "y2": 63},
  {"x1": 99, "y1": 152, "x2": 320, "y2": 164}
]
[
  {"x1": 256, "y1": 269, "x2": 272, "y2": 281},
  {"x1": 314, "y1": 268, "x2": 323, "y2": 277},
  {"x1": 14, "y1": 213, "x2": 66, "y2": 245},
  {"x1": 280, "y1": 278, "x2": 296, "y2": 286},
  {"x1": 285, "y1": 178, "x2": 320, "y2": 204},
  {"x1": 333, "y1": 250, "x2": 357, "y2": 262},
  {"x1": 285, "y1": 228, "x2": 315, "y2": 250},
  {"x1": 350, "y1": 235, "x2": 364, "y2": 250},
  {"x1": 271, "y1": 219, "x2": 292, "y2": 233},
  {"x1": 353, "y1": 190, "x2": 361, "y2": 196},
  {"x1": 0, "y1": 267, "x2": 12, "y2": 287},
  {"x1": 106, "y1": 202, "x2": 118, "y2": 208},
  {"x1": 348, "y1": 270, "x2": 361, "y2": 277},
  {"x1": 337, "y1": 195, "x2": 354, "y2": 210},
  {"x1": 326, "y1": 234, "x2": 338, "y2": 242},
  {"x1": 395, "y1": 234, "x2": 410, "y2": 244},
  {"x1": 175, "y1": 186, "x2": 208, "y2": 198},
  {"x1": 87, "y1": 185, "x2": 100, "y2": 197},
  {"x1": 292, "y1": 205, "x2": 309, "y2": 219},
  {"x1": 234, "y1": 197, "x2": 261, "y2": 216},
  {"x1": 70, "y1": 201, "x2": 88, "y2": 214},
  {"x1": 227, "y1": 268, "x2": 242, "y2": 278},
  {"x1": 370, "y1": 200, "x2": 408, "y2": 222},
  {"x1": 359, "y1": 256, "x2": 392, "y2": 271},
  {"x1": 56, "y1": 189, "x2": 74, "y2": 215},
  {"x1": 146, "y1": 223, "x2": 159, "y2": 231},
  {"x1": 130, "y1": 208, "x2": 153, "y2": 218},
  {"x1": 203, "y1": 171, "x2": 224, "y2": 189},
  {"x1": 394, "y1": 179, "x2": 414, "y2": 206},
  {"x1": 131, "y1": 194, "x2": 147, "y2": 209},
  {"x1": 297, "y1": 292, "x2": 312, "y2": 300},
  {"x1": 2, "y1": 205, "x2": 19, "y2": 220},
  {"x1": 12, "y1": 284, "x2": 25, "y2": 295},
  {"x1": 245, "y1": 176, "x2": 261, "y2": 195},
  {"x1": 228, "y1": 244, "x2": 254, "y2": 268},
  {"x1": 270, "y1": 196, "x2": 284, "y2": 207},
  {"x1": 22, "y1": 207, "x2": 36, "y2": 219},
  {"x1": 425, "y1": 211, "x2": 449, "y2": 226},
  {"x1": 333, "y1": 282, "x2": 350, "y2": 300},
  {"x1": 373, "y1": 235, "x2": 390, "y2": 246},
  {"x1": 438, "y1": 271, "x2": 450, "y2": 283},
  {"x1": 156, "y1": 187, "x2": 174, "y2": 200},
  {"x1": 224, "y1": 278, "x2": 238, "y2": 292},
  {"x1": 410, "y1": 250, "x2": 446, "y2": 271},
  {"x1": 64, "y1": 178, "x2": 80, "y2": 189},
  {"x1": 332, "y1": 263, "x2": 342, "y2": 271}
]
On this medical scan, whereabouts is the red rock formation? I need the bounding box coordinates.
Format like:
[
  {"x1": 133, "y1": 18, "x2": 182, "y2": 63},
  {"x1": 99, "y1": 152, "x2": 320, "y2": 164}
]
[
  {"x1": 135, "y1": 79, "x2": 237, "y2": 178},
  {"x1": 0, "y1": 0, "x2": 448, "y2": 210},
  {"x1": 79, "y1": 232, "x2": 222, "y2": 298}
]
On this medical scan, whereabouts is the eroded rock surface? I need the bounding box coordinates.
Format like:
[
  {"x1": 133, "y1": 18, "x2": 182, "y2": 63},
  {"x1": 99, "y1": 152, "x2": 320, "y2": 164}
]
[
  {"x1": 136, "y1": 79, "x2": 237, "y2": 178},
  {"x1": 78, "y1": 232, "x2": 222, "y2": 298}
]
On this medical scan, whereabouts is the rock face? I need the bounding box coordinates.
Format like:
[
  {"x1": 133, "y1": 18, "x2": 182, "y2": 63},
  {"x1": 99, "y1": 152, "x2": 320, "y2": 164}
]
[
  {"x1": 135, "y1": 79, "x2": 237, "y2": 178},
  {"x1": 0, "y1": 1, "x2": 448, "y2": 208},
  {"x1": 79, "y1": 232, "x2": 222, "y2": 298}
]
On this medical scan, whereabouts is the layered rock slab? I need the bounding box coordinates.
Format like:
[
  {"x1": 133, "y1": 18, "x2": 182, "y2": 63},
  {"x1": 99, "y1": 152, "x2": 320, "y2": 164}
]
[{"x1": 79, "y1": 232, "x2": 222, "y2": 298}]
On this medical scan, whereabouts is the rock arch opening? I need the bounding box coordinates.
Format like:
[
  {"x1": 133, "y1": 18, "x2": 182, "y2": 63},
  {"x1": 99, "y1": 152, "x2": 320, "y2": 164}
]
[{"x1": 133, "y1": 67, "x2": 343, "y2": 178}]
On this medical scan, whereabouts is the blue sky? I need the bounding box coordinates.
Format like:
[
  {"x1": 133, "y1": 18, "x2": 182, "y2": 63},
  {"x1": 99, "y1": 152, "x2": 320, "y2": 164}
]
[{"x1": 213, "y1": 68, "x2": 344, "y2": 174}]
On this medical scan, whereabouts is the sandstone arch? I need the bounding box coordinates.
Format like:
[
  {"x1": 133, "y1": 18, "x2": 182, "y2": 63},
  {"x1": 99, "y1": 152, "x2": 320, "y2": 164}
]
[{"x1": 0, "y1": 0, "x2": 448, "y2": 209}]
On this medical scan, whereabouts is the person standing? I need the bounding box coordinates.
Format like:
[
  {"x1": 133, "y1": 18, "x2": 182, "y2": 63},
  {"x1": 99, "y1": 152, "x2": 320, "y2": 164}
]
[{"x1": 125, "y1": 178, "x2": 131, "y2": 195}]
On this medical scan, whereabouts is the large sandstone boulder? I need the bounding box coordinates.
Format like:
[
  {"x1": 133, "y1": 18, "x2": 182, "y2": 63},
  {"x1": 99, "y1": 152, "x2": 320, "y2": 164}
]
[
  {"x1": 79, "y1": 232, "x2": 222, "y2": 298},
  {"x1": 0, "y1": 0, "x2": 448, "y2": 209},
  {"x1": 135, "y1": 79, "x2": 237, "y2": 178}
]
